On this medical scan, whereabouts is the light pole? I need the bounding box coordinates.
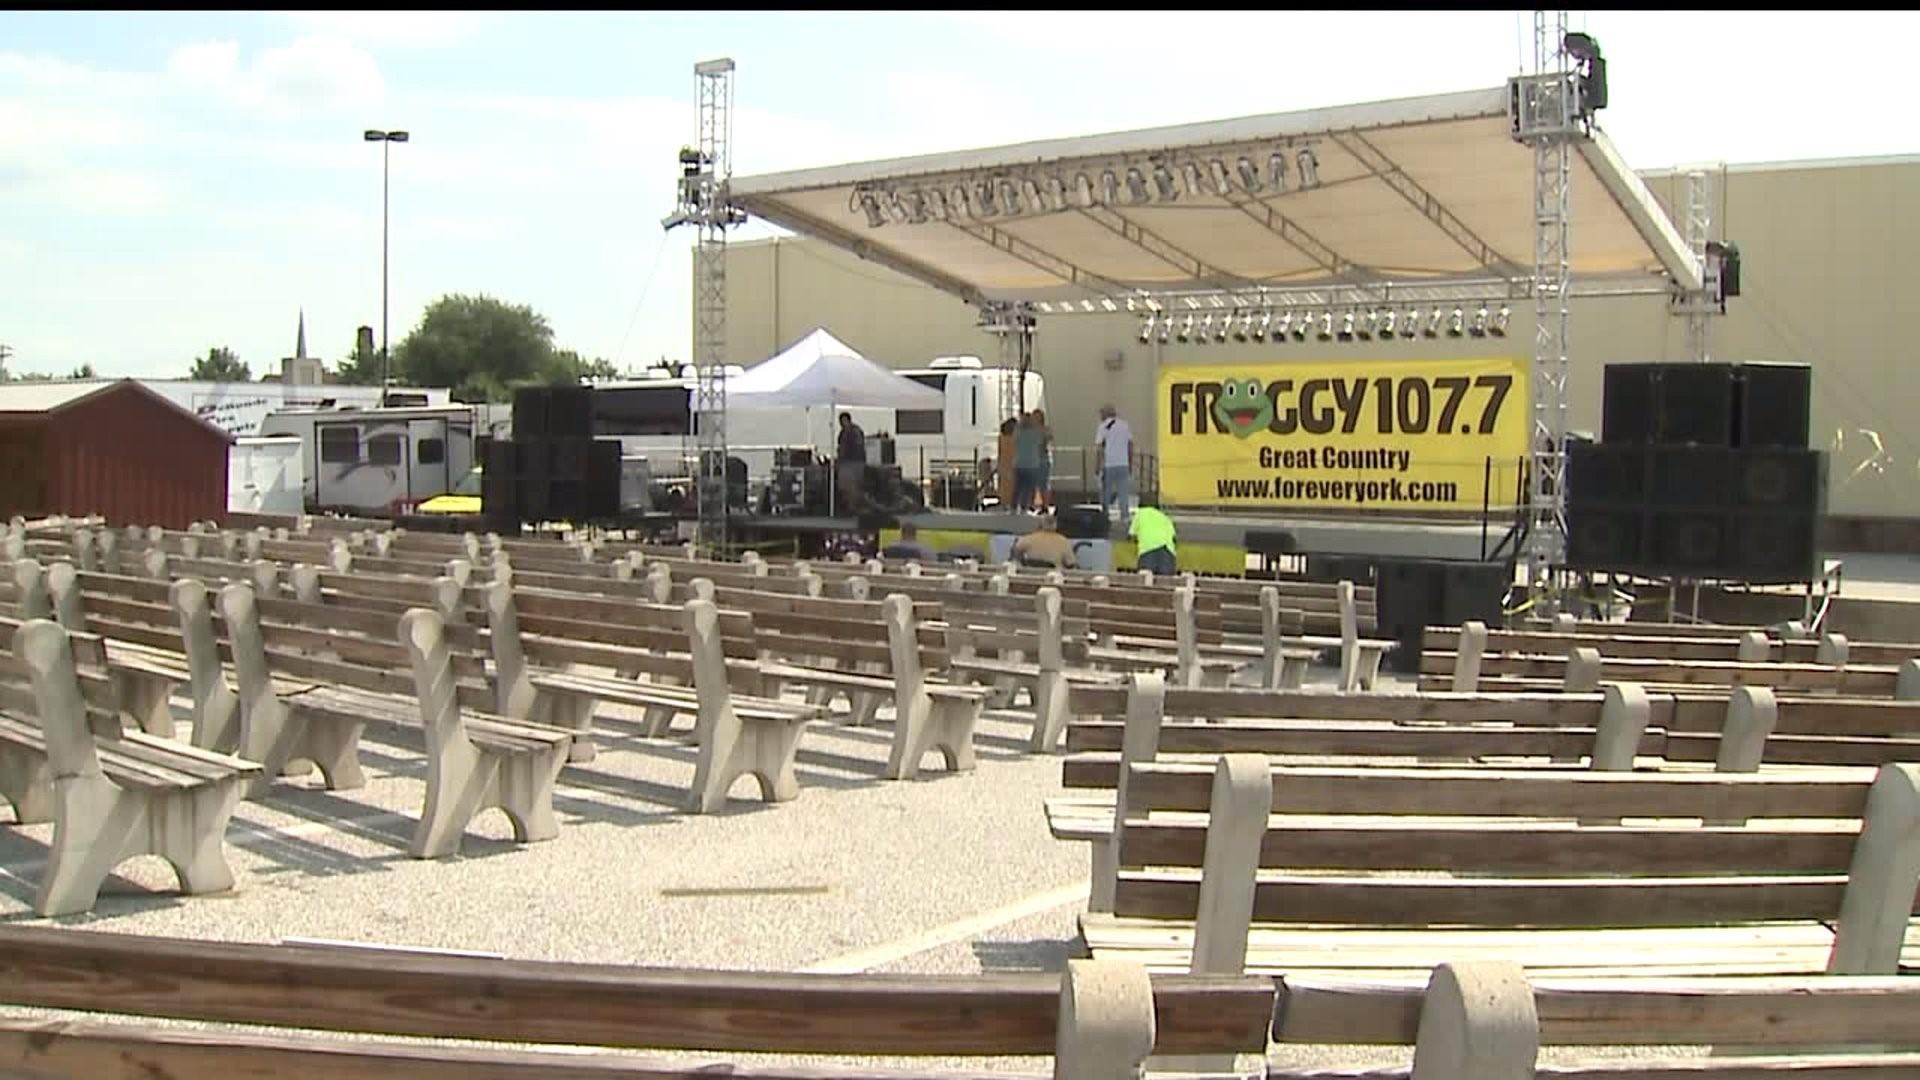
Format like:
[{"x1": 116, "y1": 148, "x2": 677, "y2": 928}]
[{"x1": 364, "y1": 128, "x2": 409, "y2": 404}]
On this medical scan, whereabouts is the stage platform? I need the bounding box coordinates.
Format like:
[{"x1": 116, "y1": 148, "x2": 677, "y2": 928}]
[{"x1": 725, "y1": 508, "x2": 1514, "y2": 564}]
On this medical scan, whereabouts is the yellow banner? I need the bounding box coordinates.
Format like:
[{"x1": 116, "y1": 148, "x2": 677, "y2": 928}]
[{"x1": 1157, "y1": 357, "x2": 1531, "y2": 511}]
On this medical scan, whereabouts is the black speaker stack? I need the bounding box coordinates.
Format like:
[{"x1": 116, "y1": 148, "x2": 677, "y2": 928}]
[
  {"x1": 489, "y1": 386, "x2": 622, "y2": 534},
  {"x1": 1569, "y1": 362, "x2": 1824, "y2": 584}
]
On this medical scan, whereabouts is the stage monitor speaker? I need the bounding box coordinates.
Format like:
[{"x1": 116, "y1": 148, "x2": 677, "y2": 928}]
[
  {"x1": 1648, "y1": 511, "x2": 1728, "y2": 576},
  {"x1": 1732, "y1": 447, "x2": 1826, "y2": 510},
  {"x1": 483, "y1": 440, "x2": 518, "y2": 529},
  {"x1": 511, "y1": 438, "x2": 550, "y2": 521},
  {"x1": 1565, "y1": 507, "x2": 1645, "y2": 572},
  {"x1": 1601, "y1": 364, "x2": 1660, "y2": 444},
  {"x1": 1375, "y1": 559, "x2": 1510, "y2": 674},
  {"x1": 551, "y1": 436, "x2": 593, "y2": 482},
  {"x1": 1568, "y1": 442, "x2": 1648, "y2": 504},
  {"x1": 1725, "y1": 509, "x2": 1821, "y2": 584},
  {"x1": 547, "y1": 385, "x2": 594, "y2": 439},
  {"x1": 587, "y1": 440, "x2": 621, "y2": 520},
  {"x1": 1057, "y1": 503, "x2": 1110, "y2": 540},
  {"x1": 1655, "y1": 363, "x2": 1737, "y2": 446},
  {"x1": 1648, "y1": 445, "x2": 1731, "y2": 508},
  {"x1": 512, "y1": 386, "x2": 552, "y2": 439},
  {"x1": 1736, "y1": 363, "x2": 1812, "y2": 448}
]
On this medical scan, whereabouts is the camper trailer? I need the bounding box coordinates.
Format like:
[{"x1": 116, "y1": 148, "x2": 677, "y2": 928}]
[
  {"x1": 586, "y1": 357, "x2": 1044, "y2": 497},
  {"x1": 258, "y1": 403, "x2": 482, "y2": 516}
]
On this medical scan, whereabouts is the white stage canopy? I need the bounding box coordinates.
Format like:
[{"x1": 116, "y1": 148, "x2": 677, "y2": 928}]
[
  {"x1": 725, "y1": 327, "x2": 944, "y2": 410},
  {"x1": 730, "y1": 87, "x2": 1702, "y2": 310}
]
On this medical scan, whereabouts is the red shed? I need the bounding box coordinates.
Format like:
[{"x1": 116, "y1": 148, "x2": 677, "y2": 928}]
[{"x1": 0, "y1": 379, "x2": 233, "y2": 530}]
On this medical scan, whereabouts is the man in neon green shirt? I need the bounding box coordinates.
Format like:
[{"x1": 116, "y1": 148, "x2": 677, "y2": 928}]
[{"x1": 1130, "y1": 501, "x2": 1177, "y2": 575}]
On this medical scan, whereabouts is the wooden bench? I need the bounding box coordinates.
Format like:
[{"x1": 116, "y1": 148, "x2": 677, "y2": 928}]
[
  {"x1": 1426, "y1": 620, "x2": 1855, "y2": 666},
  {"x1": 0, "y1": 617, "x2": 260, "y2": 915},
  {"x1": 482, "y1": 581, "x2": 835, "y2": 810},
  {"x1": 211, "y1": 580, "x2": 574, "y2": 857},
  {"x1": 0, "y1": 923, "x2": 1276, "y2": 1079},
  {"x1": 7, "y1": 558, "x2": 188, "y2": 740},
  {"x1": 1047, "y1": 675, "x2": 1666, "y2": 913},
  {"x1": 1083, "y1": 753, "x2": 1920, "y2": 979},
  {"x1": 1271, "y1": 962, "x2": 1920, "y2": 1078},
  {"x1": 1420, "y1": 640, "x2": 1907, "y2": 696}
]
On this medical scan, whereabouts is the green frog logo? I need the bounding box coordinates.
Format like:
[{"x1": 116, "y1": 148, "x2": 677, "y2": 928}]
[{"x1": 1212, "y1": 377, "x2": 1272, "y2": 439}]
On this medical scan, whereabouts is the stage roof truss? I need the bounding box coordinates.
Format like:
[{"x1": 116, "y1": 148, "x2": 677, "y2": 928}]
[{"x1": 730, "y1": 86, "x2": 1704, "y2": 312}]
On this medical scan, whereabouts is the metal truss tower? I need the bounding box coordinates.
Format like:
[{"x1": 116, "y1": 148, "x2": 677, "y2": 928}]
[
  {"x1": 1511, "y1": 10, "x2": 1578, "y2": 615},
  {"x1": 666, "y1": 58, "x2": 747, "y2": 554},
  {"x1": 979, "y1": 301, "x2": 1037, "y2": 423},
  {"x1": 1676, "y1": 167, "x2": 1718, "y2": 362}
]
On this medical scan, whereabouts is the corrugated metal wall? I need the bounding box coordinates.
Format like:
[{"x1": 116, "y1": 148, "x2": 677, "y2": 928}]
[{"x1": 37, "y1": 386, "x2": 230, "y2": 529}]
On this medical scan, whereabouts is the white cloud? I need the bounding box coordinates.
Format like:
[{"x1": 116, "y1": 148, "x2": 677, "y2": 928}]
[
  {"x1": 164, "y1": 35, "x2": 384, "y2": 116},
  {"x1": 273, "y1": 11, "x2": 500, "y2": 48}
]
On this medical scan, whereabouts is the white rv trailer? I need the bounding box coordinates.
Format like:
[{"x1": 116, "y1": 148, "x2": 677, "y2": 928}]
[
  {"x1": 586, "y1": 357, "x2": 1045, "y2": 491},
  {"x1": 258, "y1": 403, "x2": 482, "y2": 515}
]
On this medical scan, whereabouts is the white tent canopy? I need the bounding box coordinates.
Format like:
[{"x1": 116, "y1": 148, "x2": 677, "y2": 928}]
[{"x1": 725, "y1": 327, "x2": 943, "y2": 410}]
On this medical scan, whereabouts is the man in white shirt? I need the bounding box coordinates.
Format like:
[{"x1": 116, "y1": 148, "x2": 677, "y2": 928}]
[{"x1": 1094, "y1": 404, "x2": 1133, "y2": 530}]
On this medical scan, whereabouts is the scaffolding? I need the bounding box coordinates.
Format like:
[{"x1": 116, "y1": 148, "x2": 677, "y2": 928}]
[
  {"x1": 1510, "y1": 10, "x2": 1579, "y2": 615},
  {"x1": 665, "y1": 58, "x2": 747, "y2": 554}
]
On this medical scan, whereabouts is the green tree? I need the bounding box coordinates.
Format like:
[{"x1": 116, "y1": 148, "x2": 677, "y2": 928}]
[
  {"x1": 190, "y1": 347, "x2": 249, "y2": 382},
  {"x1": 547, "y1": 348, "x2": 621, "y2": 384},
  {"x1": 69, "y1": 363, "x2": 97, "y2": 379},
  {"x1": 334, "y1": 331, "x2": 381, "y2": 386},
  {"x1": 394, "y1": 293, "x2": 556, "y2": 403}
]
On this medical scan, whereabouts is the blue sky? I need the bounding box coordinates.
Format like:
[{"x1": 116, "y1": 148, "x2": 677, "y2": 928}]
[{"x1": 3, "y1": 10, "x2": 1915, "y2": 381}]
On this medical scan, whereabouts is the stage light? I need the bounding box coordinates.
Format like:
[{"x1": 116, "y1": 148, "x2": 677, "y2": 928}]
[
  {"x1": 1197, "y1": 314, "x2": 1213, "y2": 343},
  {"x1": 1316, "y1": 312, "x2": 1335, "y2": 341},
  {"x1": 1073, "y1": 173, "x2": 1097, "y2": 208},
  {"x1": 1401, "y1": 308, "x2": 1421, "y2": 339},
  {"x1": 1047, "y1": 175, "x2": 1068, "y2": 212},
  {"x1": 1101, "y1": 170, "x2": 1120, "y2": 205},
  {"x1": 949, "y1": 183, "x2": 973, "y2": 220},
  {"x1": 1152, "y1": 164, "x2": 1179, "y2": 201},
  {"x1": 1379, "y1": 310, "x2": 1398, "y2": 338},
  {"x1": 884, "y1": 191, "x2": 910, "y2": 225},
  {"x1": 1176, "y1": 314, "x2": 1194, "y2": 343},
  {"x1": 1233, "y1": 310, "x2": 1251, "y2": 342},
  {"x1": 857, "y1": 191, "x2": 885, "y2": 228},
  {"x1": 1296, "y1": 146, "x2": 1320, "y2": 189},
  {"x1": 1446, "y1": 307, "x2": 1466, "y2": 337},
  {"x1": 1022, "y1": 178, "x2": 1046, "y2": 213},
  {"x1": 923, "y1": 187, "x2": 948, "y2": 221},
  {"x1": 1158, "y1": 317, "x2": 1172, "y2": 344},
  {"x1": 1337, "y1": 311, "x2": 1356, "y2": 341},
  {"x1": 1139, "y1": 315, "x2": 1157, "y2": 344},
  {"x1": 1255, "y1": 311, "x2": 1272, "y2": 341},
  {"x1": 1236, "y1": 156, "x2": 1261, "y2": 192},
  {"x1": 1209, "y1": 159, "x2": 1232, "y2": 196},
  {"x1": 1268, "y1": 152, "x2": 1289, "y2": 192},
  {"x1": 1490, "y1": 306, "x2": 1511, "y2": 337},
  {"x1": 1423, "y1": 310, "x2": 1443, "y2": 338},
  {"x1": 905, "y1": 190, "x2": 929, "y2": 224},
  {"x1": 1180, "y1": 162, "x2": 1206, "y2": 197},
  {"x1": 1470, "y1": 305, "x2": 1490, "y2": 338},
  {"x1": 974, "y1": 180, "x2": 999, "y2": 217},
  {"x1": 999, "y1": 178, "x2": 1023, "y2": 216},
  {"x1": 1274, "y1": 312, "x2": 1293, "y2": 341},
  {"x1": 1125, "y1": 167, "x2": 1150, "y2": 204},
  {"x1": 1215, "y1": 313, "x2": 1231, "y2": 343}
]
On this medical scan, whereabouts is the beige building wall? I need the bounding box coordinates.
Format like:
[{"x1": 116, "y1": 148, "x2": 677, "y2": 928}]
[{"x1": 718, "y1": 154, "x2": 1920, "y2": 518}]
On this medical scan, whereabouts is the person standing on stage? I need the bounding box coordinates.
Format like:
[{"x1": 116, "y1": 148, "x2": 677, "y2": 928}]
[
  {"x1": 1012, "y1": 411, "x2": 1048, "y2": 513},
  {"x1": 835, "y1": 411, "x2": 867, "y2": 515},
  {"x1": 1093, "y1": 403, "x2": 1133, "y2": 530}
]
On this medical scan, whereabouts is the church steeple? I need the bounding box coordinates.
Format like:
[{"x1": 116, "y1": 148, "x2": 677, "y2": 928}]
[{"x1": 295, "y1": 308, "x2": 308, "y2": 360}]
